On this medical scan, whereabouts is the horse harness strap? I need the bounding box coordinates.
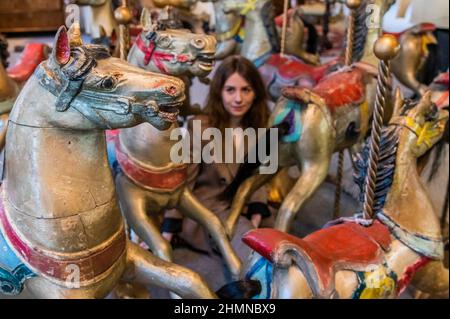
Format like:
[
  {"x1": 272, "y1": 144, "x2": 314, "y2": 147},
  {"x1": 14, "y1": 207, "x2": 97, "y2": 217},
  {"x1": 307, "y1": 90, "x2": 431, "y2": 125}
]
[
  {"x1": 135, "y1": 36, "x2": 190, "y2": 73},
  {"x1": 390, "y1": 116, "x2": 445, "y2": 147}
]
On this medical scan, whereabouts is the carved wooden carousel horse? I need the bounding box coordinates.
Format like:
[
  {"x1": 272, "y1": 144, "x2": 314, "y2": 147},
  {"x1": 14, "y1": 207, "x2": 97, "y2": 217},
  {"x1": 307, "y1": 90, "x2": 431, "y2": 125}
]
[
  {"x1": 112, "y1": 9, "x2": 242, "y2": 279},
  {"x1": 211, "y1": 0, "x2": 344, "y2": 100},
  {"x1": 232, "y1": 92, "x2": 449, "y2": 299},
  {"x1": 128, "y1": 8, "x2": 215, "y2": 116},
  {"x1": 351, "y1": 0, "x2": 438, "y2": 96},
  {"x1": 0, "y1": 26, "x2": 217, "y2": 298},
  {"x1": 72, "y1": 0, "x2": 118, "y2": 38}
]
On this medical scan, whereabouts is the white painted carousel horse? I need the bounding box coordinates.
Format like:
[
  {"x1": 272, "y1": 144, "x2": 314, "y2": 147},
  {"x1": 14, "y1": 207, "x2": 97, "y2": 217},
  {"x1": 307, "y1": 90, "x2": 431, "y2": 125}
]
[
  {"x1": 0, "y1": 26, "x2": 216, "y2": 298},
  {"x1": 225, "y1": 92, "x2": 448, "y2": 299},
  {"x1": 110, "y1": 9, "x2": 242, "y2": 279},
  {"x1": 72, "y1": 0, "x2": 118, "y2": 38}
]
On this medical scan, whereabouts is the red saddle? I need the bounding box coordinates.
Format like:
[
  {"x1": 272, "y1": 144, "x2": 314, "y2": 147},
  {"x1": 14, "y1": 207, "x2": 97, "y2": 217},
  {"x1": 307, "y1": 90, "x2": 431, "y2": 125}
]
[
  {"x1": 243, "y1": 221, "x2": 392, "y2": 297},
  {"x1": 384, "y1": 23, "x2": 436, "y2": 40},
  {"x1": 7, "y1": 43, "x2": 48, "y2": 83},
  {"x1": 311, "y1": 67, "x2": 366, "y2": 110},
  {"x1": 267, "y1": 54, "x2": 339, "y2": 83}
]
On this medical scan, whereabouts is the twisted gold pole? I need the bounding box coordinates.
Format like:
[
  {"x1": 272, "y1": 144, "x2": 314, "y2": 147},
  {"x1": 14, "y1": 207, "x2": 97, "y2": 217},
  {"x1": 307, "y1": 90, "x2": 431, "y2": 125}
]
[
  {"x1": 362, "y1": 35, "x2": 399, "y2": 220},
  {"x1": 280, "y1": 0, "x2": 290, "y2": 57},
  {"x1": 334, "y1": 0, "x2": 360, "y2": 218},
  {"x1": 114, "y1": 0, "x2": 133, "y2": 61}
]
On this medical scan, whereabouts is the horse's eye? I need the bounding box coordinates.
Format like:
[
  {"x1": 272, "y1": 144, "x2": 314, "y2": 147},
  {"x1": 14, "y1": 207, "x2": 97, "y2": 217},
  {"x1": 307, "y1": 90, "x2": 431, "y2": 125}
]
[
  {"x1": 157, "y1": 36, "x2": 172, "y2": 48},
  {"x1": 101, "y1": 77, "x2": 115, "y2": 89},
  {"x1": 192, "y1": 38, "x2": 205, "y2": 49}
]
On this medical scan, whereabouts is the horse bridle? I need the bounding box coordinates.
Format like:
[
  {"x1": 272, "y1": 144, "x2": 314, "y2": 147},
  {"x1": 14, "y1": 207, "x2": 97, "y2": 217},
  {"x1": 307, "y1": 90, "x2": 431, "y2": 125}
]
[
  {"x1": 390, "y1": 113, "x2": 447, "y2": 148},
  {"x1": 36, "y1": 47, "x2": 150, "y2": 118},
  {"x1": 135, "y1": 34, "x2": 190, "y2": 73}
]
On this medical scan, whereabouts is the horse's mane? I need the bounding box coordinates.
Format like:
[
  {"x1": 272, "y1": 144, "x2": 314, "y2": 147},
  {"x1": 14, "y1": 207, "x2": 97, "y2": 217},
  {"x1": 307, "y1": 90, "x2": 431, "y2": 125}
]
[
  {"x1": 60, "y1": 45, "x2": 110, "y2": 80},
  {"x1": 260, "y1": 0, "x2": 280, "y2": 53},
  {"x1": 353, "y1": 122, "x2": 402, "y2": 214}
]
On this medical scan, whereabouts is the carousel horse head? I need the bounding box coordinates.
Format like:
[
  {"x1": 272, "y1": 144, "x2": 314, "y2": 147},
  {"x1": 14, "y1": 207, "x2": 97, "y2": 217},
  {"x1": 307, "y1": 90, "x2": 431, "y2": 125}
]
[
  {"x1": 127, "y1": 8, "x2": 216, "y2": 78},
  {"x1": 33, "y1": 25, "x2": 185, "y2": 130},
  {"x1": 390, "y1": 90, "x2": 448, "y2": 157},
  {"x1": 389, "y1": 23, "x2": 438, "y2": 96}
]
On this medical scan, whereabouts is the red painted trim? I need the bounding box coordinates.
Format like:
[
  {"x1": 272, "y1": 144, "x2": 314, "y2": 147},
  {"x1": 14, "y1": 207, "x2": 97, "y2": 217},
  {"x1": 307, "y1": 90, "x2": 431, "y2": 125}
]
[
  {"x1": 115, "y1": 139, "x2": 188, "y2": 191},
  {"x1": 0, "y1": 198, "x2": 126, "y2": 283},
  {"x1": 435, "y1": 91, "x2": 449, "y2": 108},
  {"x1": 396, "y1": 256, "x2": 430, "y2": 296},
  {"x1": 135, "y1": 36, "x2": 190, "y2": 73}
]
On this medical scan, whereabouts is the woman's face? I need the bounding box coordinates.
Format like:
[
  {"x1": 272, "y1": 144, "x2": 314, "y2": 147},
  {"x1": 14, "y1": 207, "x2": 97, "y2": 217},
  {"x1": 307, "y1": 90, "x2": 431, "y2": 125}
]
[{"x1": 221, "y1": 72, "x2": 255, "y2": 121}]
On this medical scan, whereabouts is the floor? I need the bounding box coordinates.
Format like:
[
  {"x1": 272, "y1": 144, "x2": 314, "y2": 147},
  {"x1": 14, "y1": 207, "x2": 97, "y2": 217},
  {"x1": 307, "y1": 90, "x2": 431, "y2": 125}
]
[{"x1": 1, "y1": 33, "x2": 448, "y2": 299}]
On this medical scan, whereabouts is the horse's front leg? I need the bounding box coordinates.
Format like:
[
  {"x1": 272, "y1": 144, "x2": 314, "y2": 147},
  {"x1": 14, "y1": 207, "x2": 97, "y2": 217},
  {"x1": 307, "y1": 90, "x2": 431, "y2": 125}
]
[
  {"x1": 226, "y1": 173, "x2": 275, "y2": 238},
  {"x1": 178, "y1": 187, "x2": 242, "y2": 280},
  {"x1": 274, "y1": 107, "x2": 334, "y2": 233},
  {"x1": 124, "y1": 241, "x2": 218, "y2": 299},
  {"x1": 115, "y1": 173, "x2": 173, "y2": 262}
]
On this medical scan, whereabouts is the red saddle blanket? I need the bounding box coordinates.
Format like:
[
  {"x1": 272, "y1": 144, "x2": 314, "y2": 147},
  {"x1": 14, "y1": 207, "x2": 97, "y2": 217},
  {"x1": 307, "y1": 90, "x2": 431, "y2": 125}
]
[
  {"x1": 267, "y1": 54, "x2": 338, "y2": 84},
  {"x1": 7, "y1": 43, "x2": 48, "y2": 83},
  {"x1": 311, "y1": 67, "x2": 366, "y2": 110},
  {"x1": 243, "y1": 221, "x2": 392, "y2": 295}
]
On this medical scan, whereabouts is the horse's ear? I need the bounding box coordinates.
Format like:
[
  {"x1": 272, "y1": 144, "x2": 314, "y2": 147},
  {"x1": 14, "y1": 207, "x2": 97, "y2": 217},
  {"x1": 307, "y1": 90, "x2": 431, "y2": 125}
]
[
  {"x1": 140, "y1": 8, "x2": 154, "y2": 32},
  {"x1": 416, "y1": 90, "x2": 433, "y2": 115},
  {"x1": 68, "y1": 22, "x2": 83, "y2": 48},
  {"x1": 392, "y1": 87, "x2": 404, "y2": 117},
  {"x1": 49, "y1": 26, "x2": 71, "y2": 68}
]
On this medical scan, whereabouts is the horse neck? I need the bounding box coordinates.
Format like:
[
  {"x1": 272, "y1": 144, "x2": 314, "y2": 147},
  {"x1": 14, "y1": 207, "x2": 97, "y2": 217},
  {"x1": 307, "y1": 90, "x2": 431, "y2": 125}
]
[
  {"x1": 382, "y1": 131, "x2": 441, "y2": 238},
  {"x1": 240, "y1": 6, "x2": 273, "y2": 63},
  {"x1": 4, "y1": 77, "x2": 117, "y2": 220},
  {"x1": 360, "y1": 0, "x2": 391, "y2": 67}
]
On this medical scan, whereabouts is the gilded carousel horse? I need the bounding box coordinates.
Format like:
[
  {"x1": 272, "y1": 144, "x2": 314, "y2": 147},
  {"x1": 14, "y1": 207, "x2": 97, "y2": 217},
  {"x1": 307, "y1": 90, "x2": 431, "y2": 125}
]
[
  {"x1": 211, "y1": 0, "x2": 344, "y2": 100},
  {"x1": 225, "y1": 92, "x2": 449, "y2": 299},
  {"x1": 112, "y1": 9, "x2": 242, "y2": 279},
  {"x1": 351, "y1": 0, "x2": 438, "y2": 96},
  {"x1": 213, "y1": 0, "x2": 320, "y2": 65},
  {"x1": 0, "y1": 26, "x2": 217, "y2": 298}
]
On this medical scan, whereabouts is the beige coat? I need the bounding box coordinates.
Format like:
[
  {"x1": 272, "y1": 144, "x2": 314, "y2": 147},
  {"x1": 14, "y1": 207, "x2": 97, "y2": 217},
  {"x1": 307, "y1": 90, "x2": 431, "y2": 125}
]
[{"x1": 166, "y1": 115, "x2": 269, "y2": 260}]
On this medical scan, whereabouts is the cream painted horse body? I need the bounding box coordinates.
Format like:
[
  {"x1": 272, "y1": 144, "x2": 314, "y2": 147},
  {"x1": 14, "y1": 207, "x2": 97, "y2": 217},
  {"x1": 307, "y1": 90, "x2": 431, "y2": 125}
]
[
  {"x1": 239, "y1": 93, "x2": 448, "y2": 299},
  {"x1": 0, "y1": 26, "x2": 216, "y2": 299},
  {"x1": 114, "y1": 13, "x2": 242, "y2": 279},
  {"x1": 75, "y1": 0, "x2": 118, "y2": 38}
]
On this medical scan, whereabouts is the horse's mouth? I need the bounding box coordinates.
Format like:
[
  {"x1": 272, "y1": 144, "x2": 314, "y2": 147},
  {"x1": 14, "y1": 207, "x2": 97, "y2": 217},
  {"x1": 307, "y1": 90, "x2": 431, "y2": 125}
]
[
  {"x1": 159, "y1": 101, "x2": 182, "y2": 122},
  {"x1": 197, "y1": 53, "x2": 215, "y2": 72}
]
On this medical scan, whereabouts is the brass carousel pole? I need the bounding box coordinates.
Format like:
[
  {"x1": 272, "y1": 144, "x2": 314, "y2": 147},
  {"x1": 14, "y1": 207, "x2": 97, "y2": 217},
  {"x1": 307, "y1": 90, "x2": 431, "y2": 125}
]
[
  {"x1": 114, "y1": 0, "x2": 133, "y2": 60},
  {"x1": 362, "y1": 34, "x2": 400, "y2": 220},
  {"x1": 333, "y1": 0, "x2": 361, "y2": 219}
]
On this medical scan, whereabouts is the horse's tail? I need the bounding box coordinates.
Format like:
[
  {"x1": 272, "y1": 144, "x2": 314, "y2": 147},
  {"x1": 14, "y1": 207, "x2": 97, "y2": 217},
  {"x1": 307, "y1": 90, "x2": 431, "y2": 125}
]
[
  {"x1": 216, "y1": 280, "x2": 262, "y2": 299},
  {"x1": 222, "y1": 122, "x2": 290, "y2": 201}
]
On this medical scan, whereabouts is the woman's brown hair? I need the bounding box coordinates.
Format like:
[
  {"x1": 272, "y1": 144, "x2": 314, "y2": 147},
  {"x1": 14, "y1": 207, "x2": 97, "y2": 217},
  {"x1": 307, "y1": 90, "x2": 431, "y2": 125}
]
[{"x1": 204, "y1": 55, "x2": 270, "y2": 132}]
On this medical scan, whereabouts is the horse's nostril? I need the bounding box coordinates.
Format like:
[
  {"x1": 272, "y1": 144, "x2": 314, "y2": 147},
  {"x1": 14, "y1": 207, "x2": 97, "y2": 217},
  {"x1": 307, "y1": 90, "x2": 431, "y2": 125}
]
[{"x1": 166, "y1": 85, "x2": 179, "y2": 96}]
